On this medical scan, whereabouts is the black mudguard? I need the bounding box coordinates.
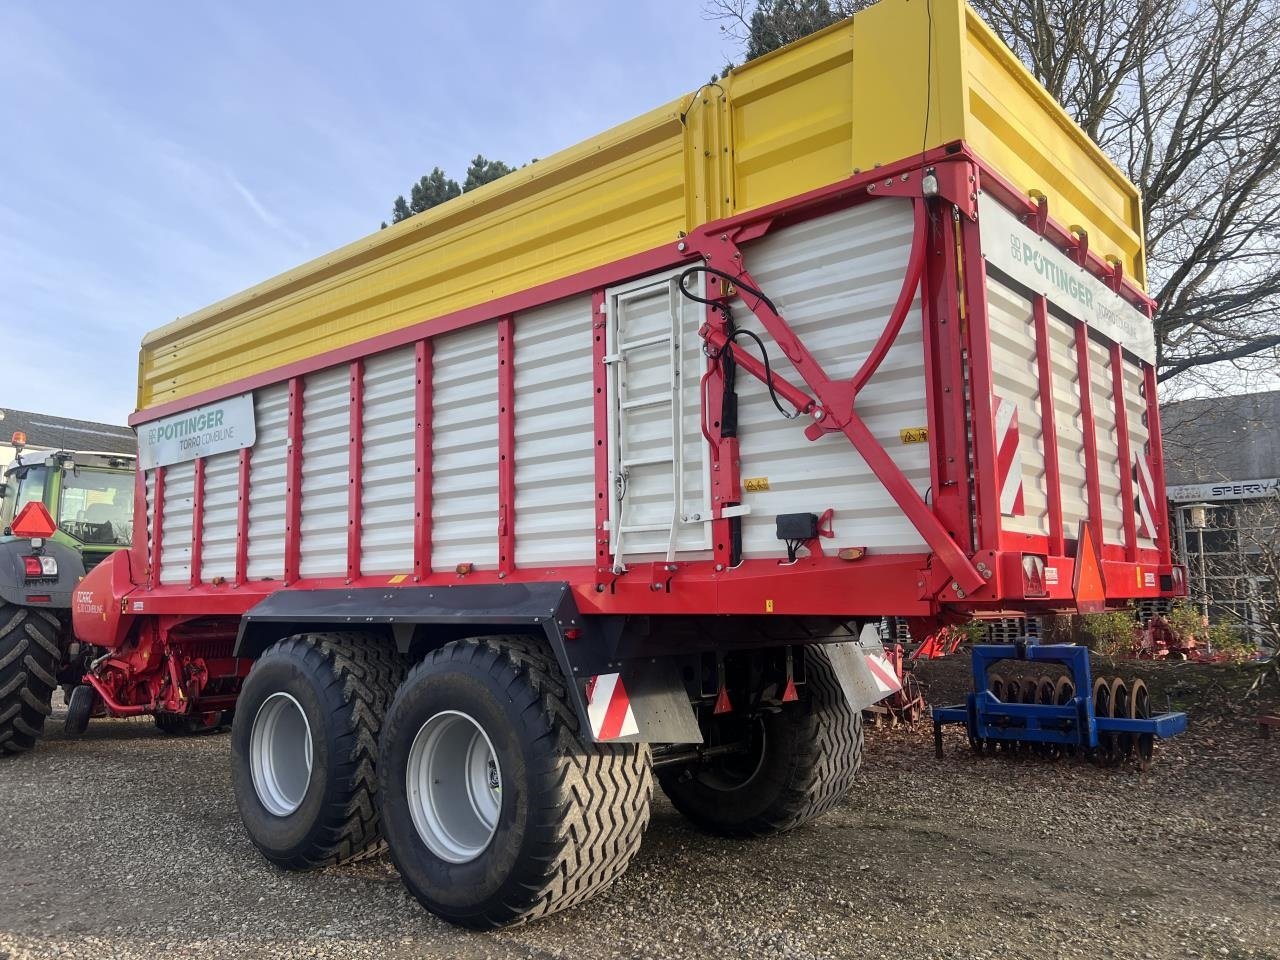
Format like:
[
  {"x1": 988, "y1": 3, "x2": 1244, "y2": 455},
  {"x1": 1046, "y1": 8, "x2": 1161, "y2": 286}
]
[{"x1": 0, "y1": 538, "x2": 86, "y2": 609}]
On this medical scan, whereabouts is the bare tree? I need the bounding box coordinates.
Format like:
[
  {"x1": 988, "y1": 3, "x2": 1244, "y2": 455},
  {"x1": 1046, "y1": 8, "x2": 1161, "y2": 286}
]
[{"x1": 705, "y1": 0, "x2": 1280, "y2": 388}]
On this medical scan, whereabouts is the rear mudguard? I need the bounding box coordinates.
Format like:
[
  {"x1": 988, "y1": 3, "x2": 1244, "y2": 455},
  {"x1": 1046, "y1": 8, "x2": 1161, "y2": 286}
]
[{"x1": 0, "y1": 537, "x2": 85, "y2": 610}]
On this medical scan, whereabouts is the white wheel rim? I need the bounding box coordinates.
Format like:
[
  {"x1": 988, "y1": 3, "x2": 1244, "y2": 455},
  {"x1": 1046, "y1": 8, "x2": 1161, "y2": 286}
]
[
  {"x1": 406, "y1": 710, "x2": 502, "y2": 864},
  {"x1": 250, "y1": 692, "x2": 313, "y2": 817}
]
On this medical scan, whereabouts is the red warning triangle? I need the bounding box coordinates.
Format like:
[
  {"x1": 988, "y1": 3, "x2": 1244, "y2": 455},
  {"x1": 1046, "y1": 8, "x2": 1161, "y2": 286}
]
[
  {"x1": 1073, "y1": 521, "x2": 1107, "y2": 614},
  {"x1": 713, "y1": 686, "x2": 733, "y2": 715},
  {"x1": 781, "y1": 676, "x2": 798, "y2": 702},
  {"x1": 12, "y1": 501, "x2": 57, "y2": 539}
]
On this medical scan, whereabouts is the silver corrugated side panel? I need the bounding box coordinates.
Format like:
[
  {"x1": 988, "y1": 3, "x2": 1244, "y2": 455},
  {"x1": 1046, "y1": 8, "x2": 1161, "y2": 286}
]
[
  {"x1": 1087, "y1": 337, "x2": 1126, "y2": 545},
  {"x1": 730, "y1": 199, "x2": 930, "y2": 558},
  {"x1": 246, "y1": 383, "x2": 289, "y2": 580},
  {"x1": 199, "y1": 450, "x2": 239, "y2": 582},
  {"x1": 360, "y1": 346, "x2": 416, "y2": 575},
  {"x1": 299, "y1": 365, "x2": 350, "y2": 578},
  {"x1": 1048, "y1": 311, "x2": 1089, "y2": 540},
  {"x1": 986, "y1": 275, "x2": 1049, "y2": 537},
  {"x1": 432, "y1": 322, "x2": 499, "y2": 570},
  {"x1": 1122, "y1": 359, "x2": 1155, "y2": 551},
  {"x1": 159, "y1": 461, "x2": 194, "y2": 585},
  {"x1": 513, "y1": 296, "x2": 596, "y2": 567}
]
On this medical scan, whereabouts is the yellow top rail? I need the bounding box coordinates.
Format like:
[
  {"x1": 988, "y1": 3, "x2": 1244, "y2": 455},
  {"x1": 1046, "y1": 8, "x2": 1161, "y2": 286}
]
[{"x1": 137, "y1": 0, "x2": 1144, "y2": 412}]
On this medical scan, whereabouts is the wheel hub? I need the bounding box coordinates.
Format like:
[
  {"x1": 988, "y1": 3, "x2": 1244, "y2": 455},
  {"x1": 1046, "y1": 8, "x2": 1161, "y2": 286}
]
[
  {"x1": 406, "y1": 710, "x2": 502, "y2": 864},
  {"x1": 249, "y1": 692, "x2": 314, "y2": 817}
]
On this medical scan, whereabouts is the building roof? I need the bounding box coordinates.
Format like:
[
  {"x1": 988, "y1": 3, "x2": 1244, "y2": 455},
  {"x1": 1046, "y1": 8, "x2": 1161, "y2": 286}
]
[
  {"x1": 0, "y1": 407, "x2": 135, "y2": 457},
  {"x1": 1161, "y1": 389, "x2": 1280, "y2": 486}
]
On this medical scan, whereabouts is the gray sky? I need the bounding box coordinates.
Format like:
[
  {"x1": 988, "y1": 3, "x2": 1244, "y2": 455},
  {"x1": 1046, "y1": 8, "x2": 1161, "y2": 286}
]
[{"x1": 0, "y1": 2, "x2": 729, "y2": 424}]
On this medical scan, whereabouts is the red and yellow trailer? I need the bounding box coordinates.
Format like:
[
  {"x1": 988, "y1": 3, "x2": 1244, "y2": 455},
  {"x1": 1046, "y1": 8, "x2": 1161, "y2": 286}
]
[{"x1": 72, "y1": 0, "x2": 1182, "y2": 928}]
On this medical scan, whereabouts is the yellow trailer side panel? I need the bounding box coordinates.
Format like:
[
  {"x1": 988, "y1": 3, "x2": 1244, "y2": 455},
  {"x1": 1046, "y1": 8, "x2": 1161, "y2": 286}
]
[{"x1": 137, "y1": 0, "x2": 1145, "y2": 413}]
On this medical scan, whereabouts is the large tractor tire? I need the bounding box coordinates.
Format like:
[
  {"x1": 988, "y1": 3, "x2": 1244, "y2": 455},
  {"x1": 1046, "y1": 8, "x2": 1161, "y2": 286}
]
[
  {"x1": 657, "y1": 644, "x2": 863, "y2": 837},
  {"x1": 378, "y1": 636, "x2": 652, "y2": 929},
  {"x1": 230, "y1": 633, "x2": 409, "y2": 869},
  {"x1": 0, "y1": 603, "x2": 62, "y2": 755}
]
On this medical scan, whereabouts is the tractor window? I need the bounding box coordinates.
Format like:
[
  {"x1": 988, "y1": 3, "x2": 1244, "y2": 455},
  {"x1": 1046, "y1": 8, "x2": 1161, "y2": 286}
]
[
  {"x1": 10, "y1": 466, "x2": 49, "y2": 519},
  {"x1": 58, "y1": 469, "x2": 133, "y2": 545}
]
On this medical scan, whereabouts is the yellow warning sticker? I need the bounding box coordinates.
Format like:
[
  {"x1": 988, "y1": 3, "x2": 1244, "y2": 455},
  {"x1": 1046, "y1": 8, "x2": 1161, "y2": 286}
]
[
  {"x1": 744, "y1": 477, "x2": 770, "y2": 492},
  {"x1": 389, "y1": 574, "x2": 408, "y2": 584},
  {"x1": 765, "y1": 599, "x2": 775, "y2": 613},
  {"x1": 900, "y1": 427, "x2": 929, "y2": 444}
]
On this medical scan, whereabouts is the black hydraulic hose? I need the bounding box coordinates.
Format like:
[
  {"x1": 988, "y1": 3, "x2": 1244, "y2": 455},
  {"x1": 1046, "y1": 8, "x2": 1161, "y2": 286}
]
[{"x1": 677, "y1": 266, "x2": 799, "y2": 421}]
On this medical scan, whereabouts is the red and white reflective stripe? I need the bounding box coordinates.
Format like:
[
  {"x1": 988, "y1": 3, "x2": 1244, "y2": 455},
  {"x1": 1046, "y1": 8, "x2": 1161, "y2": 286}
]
[
  {"x1": 1133, "y1": 450, "x2": 1157, "y2": 539},
  {"x1": 994, "y1": 394, "x2": 1025, "y2": 517},
  {"x1": 863, "y1": 651, "x2": 902, "y2": 696},
  {"x1": 585, "y1": 672, "x2": 638, "y2": 741}
]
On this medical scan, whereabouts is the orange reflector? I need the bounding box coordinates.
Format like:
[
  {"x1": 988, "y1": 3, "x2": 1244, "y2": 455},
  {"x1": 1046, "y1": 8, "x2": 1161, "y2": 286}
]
[
  {"x1": 1073, "y1": 521, "x2": 1106, "y2": 613},
  {"x1": 455, "y1": 563, "x2": 473, "y2": 575},
  {"x1": 781, "y1": 676, "x2": 798, "y2": 702},
  {"x1": 12, "y1": 501, "x2": 57, "y2": 539},
  {"x1": 713, "y1": 686, "x2": 733, "y2": 715},
  {"x1": 837, "y1": 546, "x2": 867, "y2": 561}
]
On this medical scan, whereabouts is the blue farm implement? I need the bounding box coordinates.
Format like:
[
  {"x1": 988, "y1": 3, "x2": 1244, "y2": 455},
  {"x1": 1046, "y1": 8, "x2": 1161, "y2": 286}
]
[{"x1": 932, "y1": 643, "x2": 1187, "y2": 769}]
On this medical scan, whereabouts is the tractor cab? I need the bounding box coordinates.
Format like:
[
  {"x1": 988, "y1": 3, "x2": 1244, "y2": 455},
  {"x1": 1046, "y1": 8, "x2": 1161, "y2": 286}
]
[{"x1": 1, "y1": 440, "x2": 136, "y2": 574}]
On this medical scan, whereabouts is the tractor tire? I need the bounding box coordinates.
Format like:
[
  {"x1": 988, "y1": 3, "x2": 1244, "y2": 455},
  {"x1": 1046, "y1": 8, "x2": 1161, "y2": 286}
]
[
  {"x1": 0, "y1": 603, "x2": 62, "y2": 755},
  {"x1": 378, "y1": 636, "x2": 652, "y2": 929},
  {"x1": 231, "y1": 633, "x2": 409, "y2": 870},
  {"x1": 657, "y1": 644, "x2": 863, "y2": 837}
]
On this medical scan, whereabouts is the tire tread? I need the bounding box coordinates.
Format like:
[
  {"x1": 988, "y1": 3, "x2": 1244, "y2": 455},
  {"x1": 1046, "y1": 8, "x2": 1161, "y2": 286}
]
[
  {"x1": 0, "y1": 604, "x2": 62, "y2": 755},
  {"x1": 391, "y1": 635, "x2": 652, "y2": 926}
]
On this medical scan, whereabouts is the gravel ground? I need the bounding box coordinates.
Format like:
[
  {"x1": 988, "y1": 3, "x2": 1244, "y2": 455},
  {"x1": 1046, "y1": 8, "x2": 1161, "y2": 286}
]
[{"x1": 1, "y1": 664, "x2": 1277, "y2": 960}]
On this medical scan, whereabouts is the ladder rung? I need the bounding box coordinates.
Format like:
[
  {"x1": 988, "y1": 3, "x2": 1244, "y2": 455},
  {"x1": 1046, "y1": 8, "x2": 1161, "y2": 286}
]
[
  {"x1": 621, "y1": 454, "x2": 674, "y2": 468},
  {"x1": 618, "y1": 332, "x2": 673, "y2": 352},
  {"x1": 619, "y1": 522, "x2": 673, "y2": 533},
  {"x1": 621, "y1": 395, "x2": 672, "y2": 411}
]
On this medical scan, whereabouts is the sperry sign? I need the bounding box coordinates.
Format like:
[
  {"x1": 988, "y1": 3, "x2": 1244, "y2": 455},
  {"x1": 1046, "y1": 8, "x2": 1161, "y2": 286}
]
[
  {"x1": 1167, "y1": 478, "x2": 1279, "y2": 503},
  {"x1": 979, "y1": 198, "x2": 1156, "y2": 364},
  {"x1": 137, "y1": 394, "x2": 255, "y2": 469}
]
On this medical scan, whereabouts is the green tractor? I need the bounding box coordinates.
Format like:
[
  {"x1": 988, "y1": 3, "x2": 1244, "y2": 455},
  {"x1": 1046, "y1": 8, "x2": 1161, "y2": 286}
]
[{"x1": 0, "y1": 439, "x2": 136, "y2": 754}]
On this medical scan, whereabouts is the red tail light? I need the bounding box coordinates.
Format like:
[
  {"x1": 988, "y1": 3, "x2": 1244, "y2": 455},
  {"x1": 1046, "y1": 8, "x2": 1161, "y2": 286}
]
[{"x1": 22, "y1": 555, "x2": 57, "y2": 578}]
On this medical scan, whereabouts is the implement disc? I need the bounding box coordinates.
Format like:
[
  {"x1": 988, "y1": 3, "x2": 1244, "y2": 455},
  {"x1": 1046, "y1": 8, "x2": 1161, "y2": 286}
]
[
  {"x1": 1092, "y1": 678, "x2": 1115, "y2": 767},
  {"x1": 1111, "y1": 679, "x2": 1133, "y2": 763},
  {"x1": 1130, "y1": 679, "x2": 1155, "y2": 770},
  {"x1": 1054, "y1": 676, "x2": 1077, "y2": 758}
]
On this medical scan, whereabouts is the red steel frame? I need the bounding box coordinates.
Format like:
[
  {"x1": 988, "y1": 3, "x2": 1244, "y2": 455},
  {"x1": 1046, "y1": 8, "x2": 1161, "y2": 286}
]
[
  {"x1": 497, "y1": 317, "x2": 516, "y2": 576},
  {"x1": 190, "y1": 456, "x2": 205, "y2": 588},
  {"x1": 124, "y1": 143, "x2": 1182, "y2": 626},
  {"x1": 413, "y1": 340, "x2": 433, "y2": 580},
  {"x1": 347, "y1": 359, "x2": 364, "y2": 582}
]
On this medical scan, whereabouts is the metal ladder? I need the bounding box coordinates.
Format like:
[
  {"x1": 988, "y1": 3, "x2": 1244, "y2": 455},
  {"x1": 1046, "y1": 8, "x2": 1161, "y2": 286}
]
[{"x1": 607, "y1": 279, "x2": 688, "y2": 573}]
